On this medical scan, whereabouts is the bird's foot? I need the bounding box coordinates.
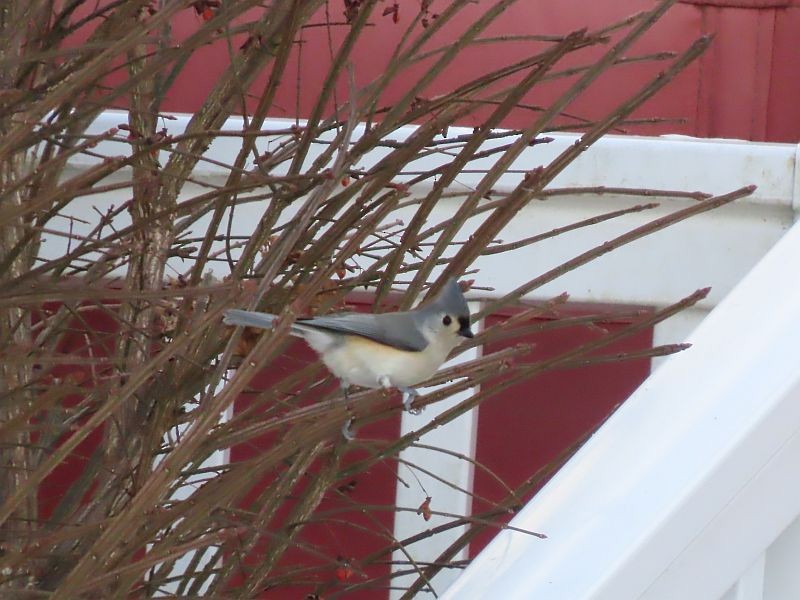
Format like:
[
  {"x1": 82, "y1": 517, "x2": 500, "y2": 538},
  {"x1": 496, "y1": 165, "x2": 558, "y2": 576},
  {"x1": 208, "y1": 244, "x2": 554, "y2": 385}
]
[
  {"x1": 341, "y1": 417, "x2": 356, "y2": 441},
  {"x1": 401, "y1": 388, "x2": 422, "y2": 415},
  {"x1": 338, "y1": 381, "x2": 356, "y2": 440}
]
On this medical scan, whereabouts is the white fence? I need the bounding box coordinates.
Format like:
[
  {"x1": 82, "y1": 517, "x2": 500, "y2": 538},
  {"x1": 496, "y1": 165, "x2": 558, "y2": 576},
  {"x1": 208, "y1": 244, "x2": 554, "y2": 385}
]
[{"x1": 443, "y1": 210, "x2": 800, "y2": 600}]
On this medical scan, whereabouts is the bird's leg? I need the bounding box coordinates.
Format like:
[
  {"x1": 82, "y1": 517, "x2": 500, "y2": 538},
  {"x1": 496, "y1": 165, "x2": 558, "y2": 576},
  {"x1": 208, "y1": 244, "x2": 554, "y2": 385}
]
[
  {"x1": 401, "y1": 387, "x2": 422, "y2": 415},
  {"x1": 341, "y1": 418, "x2": 356, "y2": 441},
  {"x1": 339, "y1": 380, "x2": 355, "y2": 441},
  {"x1": 378, "y1": 375, "x2": 422, "y2": 414}
]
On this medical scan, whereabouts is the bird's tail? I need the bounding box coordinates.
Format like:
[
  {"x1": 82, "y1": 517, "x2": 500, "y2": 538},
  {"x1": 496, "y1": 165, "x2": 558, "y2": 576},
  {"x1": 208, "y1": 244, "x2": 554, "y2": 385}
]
[{"x1": 223, "y1": 309, "x2": 279, "y2": 330}]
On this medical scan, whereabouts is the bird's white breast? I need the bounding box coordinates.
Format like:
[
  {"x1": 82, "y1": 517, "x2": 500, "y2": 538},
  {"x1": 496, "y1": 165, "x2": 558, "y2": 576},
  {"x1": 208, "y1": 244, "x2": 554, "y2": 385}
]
[{"x1": 314, "y1": 334, "x2": 454, "y2": 389}]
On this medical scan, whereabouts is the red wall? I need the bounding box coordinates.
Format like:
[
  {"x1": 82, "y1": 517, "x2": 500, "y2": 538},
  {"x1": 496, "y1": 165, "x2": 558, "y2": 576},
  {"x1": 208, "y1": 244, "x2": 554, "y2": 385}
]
[
  {"x1": 141, "y1": 1, "x2": 799, "y2": 142},
  {"x1": 228, "y1": 301, "x2": 402, "y2": 599},
  {"x1": 34, "y1": 303, "x2": 119, "y2": 523},
  {"x1": 470, "y1": 305, "x2": 653, "y2": 557}
]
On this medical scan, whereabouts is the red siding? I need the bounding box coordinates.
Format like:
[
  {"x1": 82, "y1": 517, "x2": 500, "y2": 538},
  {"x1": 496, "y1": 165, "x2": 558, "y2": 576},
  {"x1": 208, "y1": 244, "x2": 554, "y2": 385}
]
[
  {"x1": 470, "y1": 306, "x2": 653, "y2": 557},
  {"x1": 767, "y1": 6, "x2": 800, "y2": 141},
  {"x1": 34, "y1": 303, "x2": 118, "y2": 522},
  {"x1": 228, "y1": 302, "x2": 402, "y2": 599},
  {"x1": 112, "y1": 1, "x2": 800, "y2": 142}
]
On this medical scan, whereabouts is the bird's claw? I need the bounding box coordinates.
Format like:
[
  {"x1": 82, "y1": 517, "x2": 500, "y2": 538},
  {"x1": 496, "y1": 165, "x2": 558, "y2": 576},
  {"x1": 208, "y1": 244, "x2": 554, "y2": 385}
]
[
  {"x1": 402, "y1": 388, "x2": 422, "y2": 415},
  {"x1": 341, "y1": 417, "x2": 356, "y2": 441}
]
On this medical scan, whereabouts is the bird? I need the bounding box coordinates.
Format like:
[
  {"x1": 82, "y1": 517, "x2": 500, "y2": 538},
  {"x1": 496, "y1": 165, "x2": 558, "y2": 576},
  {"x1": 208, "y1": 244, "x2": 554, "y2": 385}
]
[{"x1": 223, "y1": 278, "x2": 474, "y2": 418}]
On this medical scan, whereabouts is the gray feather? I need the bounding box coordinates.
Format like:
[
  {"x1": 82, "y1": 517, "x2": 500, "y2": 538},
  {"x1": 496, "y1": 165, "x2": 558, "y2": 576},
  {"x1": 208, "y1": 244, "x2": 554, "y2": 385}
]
[
  {"x1": 223, "y1": 277, "x2": 470, "y2": 352},
  {"x1": 298, "y1": 311, "x2": 429, "y2": 352},
  {"x1": 224, "y1": 308, "x2": 427, "y2": 351},
  {"x1": 223, "y1": 309, "x2": 279, "y2": 330},
  {"x1": 421, "y1": 277, "x2": 470, "y2": 318}
]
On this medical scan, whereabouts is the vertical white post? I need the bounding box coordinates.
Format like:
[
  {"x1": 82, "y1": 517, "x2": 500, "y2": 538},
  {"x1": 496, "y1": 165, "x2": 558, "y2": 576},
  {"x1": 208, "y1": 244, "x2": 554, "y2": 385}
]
[{"x1": 390, "y1": 303, "x2": 481, "y2": 598}]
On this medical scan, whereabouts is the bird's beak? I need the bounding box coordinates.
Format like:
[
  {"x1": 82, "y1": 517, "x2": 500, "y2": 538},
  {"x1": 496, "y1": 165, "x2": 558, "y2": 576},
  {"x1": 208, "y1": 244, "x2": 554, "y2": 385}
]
[{"x1": 458, "y1": 322, "x2": 474, "y2": 339}]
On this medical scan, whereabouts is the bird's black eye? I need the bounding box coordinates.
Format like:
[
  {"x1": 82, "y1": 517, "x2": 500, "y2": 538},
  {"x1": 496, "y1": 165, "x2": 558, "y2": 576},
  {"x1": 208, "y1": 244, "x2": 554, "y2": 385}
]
[{"x1": 442, "y1": 315, "x2": 452, "y2": 326}]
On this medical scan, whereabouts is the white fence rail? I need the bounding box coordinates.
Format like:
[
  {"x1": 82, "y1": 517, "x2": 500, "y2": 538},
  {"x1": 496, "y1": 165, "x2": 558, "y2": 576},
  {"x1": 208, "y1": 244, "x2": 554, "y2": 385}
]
[{"x1": 443, "y1": 218, "x2": 800, "y2": 600}]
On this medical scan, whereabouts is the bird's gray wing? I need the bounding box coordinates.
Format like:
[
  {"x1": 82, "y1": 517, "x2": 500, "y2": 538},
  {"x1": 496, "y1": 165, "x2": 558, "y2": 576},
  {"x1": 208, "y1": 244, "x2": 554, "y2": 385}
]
[
  {"x1": 300, "y1": 311, "x2": 428, "y2": 352},
  {"x1": 223, "y1": 309, "x2": 278, "y2": 330}
]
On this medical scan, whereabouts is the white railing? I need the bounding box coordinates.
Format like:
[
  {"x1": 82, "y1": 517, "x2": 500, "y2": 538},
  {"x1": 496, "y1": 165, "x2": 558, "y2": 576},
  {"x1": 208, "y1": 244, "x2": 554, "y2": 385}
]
[{"x1": 442, "y1": 218, "x2": 800, "y2": 600}]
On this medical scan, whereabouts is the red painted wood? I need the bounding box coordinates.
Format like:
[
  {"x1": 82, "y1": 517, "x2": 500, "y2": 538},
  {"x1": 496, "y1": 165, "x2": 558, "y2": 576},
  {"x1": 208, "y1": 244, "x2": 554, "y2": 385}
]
[
  {"x1": 766, "y1": 7, "x2": 800, "y2": 141},
  {"x1": 227, "y1": 299, "x2": 402, "y2": 599},
  {"x1": 695, "y1": 6, "x2": 780, "y2": 140},
  {"x1": 227, "y1": 355, "x2": 402, "y2": 598},
  {"x1": 469, "y1": 305, "x2": 654, "y2": 557},
  {"x1": 151, "y1": 1, "x2": 702, "y2": 137},
  {"x1": 34, "y1": 303, "x2": 119, "y2": 522},
  {"x1": 67, "y1": 2, "x2": 799, "y2": 141},
  {"x1": 679, "y1": 0, "x2": 793, "y2": 7}
]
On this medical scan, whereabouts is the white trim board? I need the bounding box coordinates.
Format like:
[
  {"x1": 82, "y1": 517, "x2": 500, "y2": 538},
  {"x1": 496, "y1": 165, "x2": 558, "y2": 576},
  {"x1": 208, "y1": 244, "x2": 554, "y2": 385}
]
[
  {"x1": 58, "y1": 111, "x2": 800, "y2": 312},
  {"x1": 441, "y1": 218, "x2": 800, "y2": 600}
]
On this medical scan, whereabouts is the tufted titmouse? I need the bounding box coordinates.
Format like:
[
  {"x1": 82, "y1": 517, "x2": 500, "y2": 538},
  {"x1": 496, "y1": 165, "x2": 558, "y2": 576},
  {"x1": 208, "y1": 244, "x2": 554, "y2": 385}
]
[{"x1": 223, "y1": 278, "x2": 474, "y2": 413}]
